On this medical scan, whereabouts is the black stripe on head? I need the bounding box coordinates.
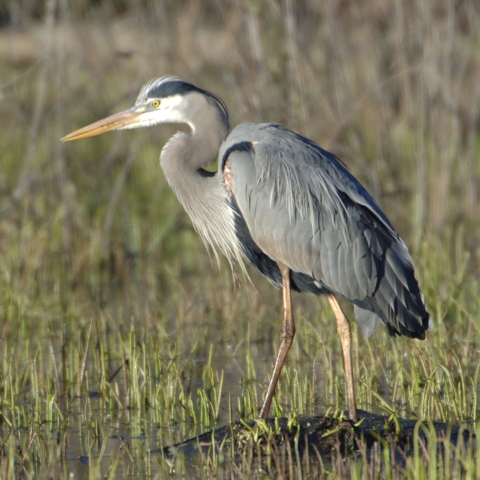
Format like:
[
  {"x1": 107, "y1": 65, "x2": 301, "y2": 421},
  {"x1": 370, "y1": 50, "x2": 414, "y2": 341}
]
[
  {"x1": 149, "y1": 79, "x2": 200, "y2": 99},
  {"x1": 136, "y1": 76, "x2": 229, "y2": 123}
]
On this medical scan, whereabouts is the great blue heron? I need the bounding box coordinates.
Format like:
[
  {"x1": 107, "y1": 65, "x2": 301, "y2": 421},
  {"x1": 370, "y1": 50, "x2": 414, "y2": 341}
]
[{"x1": 62, "y1": 76, "x2": 431, "y2": 422}]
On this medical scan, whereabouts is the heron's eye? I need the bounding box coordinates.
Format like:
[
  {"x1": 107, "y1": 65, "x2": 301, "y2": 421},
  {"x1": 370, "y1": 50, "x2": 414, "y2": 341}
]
[{"x1": 151, "y1": 100, "x2": 161, "y2": 108}]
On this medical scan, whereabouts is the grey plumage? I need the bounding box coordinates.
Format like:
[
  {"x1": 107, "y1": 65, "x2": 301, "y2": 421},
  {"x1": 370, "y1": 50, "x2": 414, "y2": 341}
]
[
  {"x1": 62, "y1": 76, "x2": 432, "y2": 421},
  {"x1": 220, "y1": 123, "x2": 430, "y2": 339}
]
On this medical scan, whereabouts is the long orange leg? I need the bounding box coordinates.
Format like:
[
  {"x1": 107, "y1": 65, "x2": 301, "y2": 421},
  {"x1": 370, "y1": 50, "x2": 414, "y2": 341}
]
[
  {"x1": 259, "y1": 262, "x2": 295, "y2": 419},
  {"x1": 327, "y1": 293, "x2": 358, "y2": 422}
]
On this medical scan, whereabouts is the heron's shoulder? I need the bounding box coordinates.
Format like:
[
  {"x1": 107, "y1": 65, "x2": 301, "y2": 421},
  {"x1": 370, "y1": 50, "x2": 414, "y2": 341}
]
[
  {"x1": 219, "y1": 123, "x2": 267, "y2": 166},
  {"x1": 223, "y1": 122, "x2": 279, "y2": 145},
  {"x1": 220, "y1": 123, "x2": 298, "y2": 164},
  {"x1": 224, "y1": 123, "x2": 336, "y2": 158}
]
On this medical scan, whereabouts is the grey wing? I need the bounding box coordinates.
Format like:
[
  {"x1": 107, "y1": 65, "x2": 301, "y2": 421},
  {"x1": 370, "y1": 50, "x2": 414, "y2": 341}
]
[{"x1": 220, "y1": 123, "x2": 431, "y2": 339}]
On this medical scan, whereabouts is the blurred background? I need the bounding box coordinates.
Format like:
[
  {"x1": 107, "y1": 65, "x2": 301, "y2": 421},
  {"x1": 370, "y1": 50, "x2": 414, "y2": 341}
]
[
  {"x1": 2, "y1": 0, "x2": 479, "y2": 266},
  {"x1": 0, "y1": 0, "x2": 480, "y2": 472}
]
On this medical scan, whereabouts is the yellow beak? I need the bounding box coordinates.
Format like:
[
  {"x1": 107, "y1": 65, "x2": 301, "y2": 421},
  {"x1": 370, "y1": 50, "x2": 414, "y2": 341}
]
[{"x1": 61, "y1": 107, "x2": 144, "y2": 142}]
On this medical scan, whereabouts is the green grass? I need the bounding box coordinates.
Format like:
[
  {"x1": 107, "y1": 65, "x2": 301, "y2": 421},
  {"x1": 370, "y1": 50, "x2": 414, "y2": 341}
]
[{"x1": 1, "y1": 0, "x2": 480, "y2": 477}]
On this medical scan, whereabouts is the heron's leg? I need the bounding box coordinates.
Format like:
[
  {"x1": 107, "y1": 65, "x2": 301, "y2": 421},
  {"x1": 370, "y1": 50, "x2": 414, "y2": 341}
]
[
  {"x1": 327, "y1": 293, "x2": 358, "y2": 422},
  {"x1": 259, "y1": 262, "x2": 295, "y2": 419}
]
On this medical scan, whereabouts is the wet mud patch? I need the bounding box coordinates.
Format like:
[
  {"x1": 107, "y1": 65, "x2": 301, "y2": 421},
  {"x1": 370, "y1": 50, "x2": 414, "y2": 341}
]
[{"x1": 163, "y1": 410, "x2": 474, "y2": 464}]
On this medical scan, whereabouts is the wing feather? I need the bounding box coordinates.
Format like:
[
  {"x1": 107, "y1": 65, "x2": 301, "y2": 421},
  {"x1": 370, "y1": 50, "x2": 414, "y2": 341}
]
[{"x1": 220, "y1": 123, "x2": 430, "y2": 339}]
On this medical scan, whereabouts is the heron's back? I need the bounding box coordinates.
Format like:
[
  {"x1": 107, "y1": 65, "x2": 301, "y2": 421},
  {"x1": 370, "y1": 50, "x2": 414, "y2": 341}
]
[{"x1": 220, "y1": 123, "x2": 431, "y2": 339}]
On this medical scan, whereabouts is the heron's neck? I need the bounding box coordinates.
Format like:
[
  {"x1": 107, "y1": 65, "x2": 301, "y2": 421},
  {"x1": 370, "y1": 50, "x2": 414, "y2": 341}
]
[
  {"x1": 159, "y1": 114, "x2": 227, "y2": 200},
  {"x1": 158, "y1": 112, "x2": 244, "y2": 268}
]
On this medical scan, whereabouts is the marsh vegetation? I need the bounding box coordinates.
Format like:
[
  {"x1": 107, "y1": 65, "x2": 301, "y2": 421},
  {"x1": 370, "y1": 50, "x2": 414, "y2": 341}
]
[{"x1": 1, "y1": 0, "x2": 480, "y2": 477}]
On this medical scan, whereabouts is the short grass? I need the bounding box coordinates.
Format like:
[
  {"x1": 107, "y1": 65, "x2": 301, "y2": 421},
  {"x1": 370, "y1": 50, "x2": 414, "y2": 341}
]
[{"x1": 1, "y1": 0, "x2": 480, "y2": 477}]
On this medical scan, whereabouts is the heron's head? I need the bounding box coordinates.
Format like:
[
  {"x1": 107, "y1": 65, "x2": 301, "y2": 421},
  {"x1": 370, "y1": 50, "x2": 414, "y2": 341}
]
[{"x1": 62, "y1": 76, "x2": 228, "y2": 142}]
